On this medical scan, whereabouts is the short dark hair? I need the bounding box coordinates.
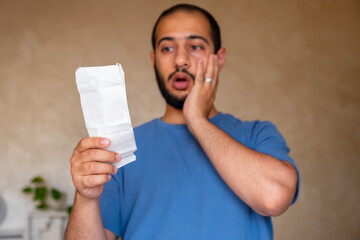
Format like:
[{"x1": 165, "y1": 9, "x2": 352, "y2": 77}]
[{"x1": 151, "y1": 4, "x2": 221, "y2": 53}]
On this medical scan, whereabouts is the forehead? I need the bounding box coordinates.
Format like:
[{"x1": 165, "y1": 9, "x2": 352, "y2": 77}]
[{"x1": 155, "y1": 10, "x2": 212, "y2": 45}]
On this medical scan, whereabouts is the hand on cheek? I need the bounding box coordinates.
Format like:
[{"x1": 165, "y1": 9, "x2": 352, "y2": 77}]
[{"x1": 183, "y1": 54, "x2": 219, "y2": 123}]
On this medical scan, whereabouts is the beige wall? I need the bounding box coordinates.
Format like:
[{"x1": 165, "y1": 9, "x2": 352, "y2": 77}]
[{"x1": 0, "y1": 0, "x2": 359, "y2": 239}]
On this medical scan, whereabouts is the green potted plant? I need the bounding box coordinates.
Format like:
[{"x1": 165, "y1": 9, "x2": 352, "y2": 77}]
[
  {"x1": 22, "y1": 176, "x2": 63, "y2": 210},
  {"x1": 22, "y1": 176, "x2": 73, "y2": 240}
]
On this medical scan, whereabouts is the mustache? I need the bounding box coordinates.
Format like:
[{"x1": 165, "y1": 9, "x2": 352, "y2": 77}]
[{"x1": 167, "y1": 68, "x2": 195, "y2": 82}]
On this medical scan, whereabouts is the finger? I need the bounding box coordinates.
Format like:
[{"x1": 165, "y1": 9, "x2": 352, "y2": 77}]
[
  {"x1": 75, "y1": 137, "x2": 111, "y2": 153},
  {"x1": 195, "y1": 58, "x2": 204, "y2": 86},
  {"x1": 70, "y1": 148, "x2": 120, "y2": 170},
  {"x1": 78, "y1": 149, "x2": 121, "y2": 164},
  {"x1": 79, "y1": 161, "x2": 118, "y2": 176},
  {"x1": 80, "y1": 174, "x2": 111, "y2": 188},
  {"x1": 204, "y1": 54, "x2": 215, "y2": 86}
]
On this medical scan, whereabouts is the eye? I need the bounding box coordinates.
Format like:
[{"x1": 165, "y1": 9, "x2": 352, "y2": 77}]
[
  {"x1": 190, "y1": 45, "x2": 204, "y2": 51},
  {"x1": 161, "y1": 46, "x2": 174, "y2": 53}
]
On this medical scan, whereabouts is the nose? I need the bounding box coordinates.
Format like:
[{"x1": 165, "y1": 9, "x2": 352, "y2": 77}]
[{"x1": 174, "y1": 47, "x2": 190, "y2": 69}]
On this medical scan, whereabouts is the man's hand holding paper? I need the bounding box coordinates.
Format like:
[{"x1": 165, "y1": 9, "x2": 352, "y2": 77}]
[
  {"x1": 70, "y1": 137, "x2": 120, "y2": 200},
  {"x1": 75, "y1": 63, "x2": 137, "y2": 169}
]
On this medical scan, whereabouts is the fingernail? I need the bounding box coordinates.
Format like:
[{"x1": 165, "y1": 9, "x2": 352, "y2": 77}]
[
  {"x1": 213, "y1": 55, "x2": 218, "y2": 60},
  {"x1": 198, "y1": 59, "x2": 203, "y2": 64},
  {"x1": 108, "y1": 175, "x2": 111, "y2": 180},
  {"x1": 116, "y1": 153, "x2": 121, "y2": 162},
  {"x1": 101, "y1": 138, "x2": 110, "y2": 145},
  {"x1": 113, "y1": 166, "x2": 118, "y2": 173}
]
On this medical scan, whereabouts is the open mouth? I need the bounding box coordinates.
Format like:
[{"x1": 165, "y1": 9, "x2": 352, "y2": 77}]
[{"x1": 172, "y1": 72, "x2": 192, "y2": 90}]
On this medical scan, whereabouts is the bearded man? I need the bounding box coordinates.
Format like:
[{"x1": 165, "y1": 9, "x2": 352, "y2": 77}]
[{"x1": 65, "y1": 4, "x2": 299, "y2": 240}]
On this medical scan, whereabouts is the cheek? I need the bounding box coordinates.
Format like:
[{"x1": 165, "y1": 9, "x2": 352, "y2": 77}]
[
  {"x1": 155, "y1": 58, "x2": 169, "y2": 71},
  {"x1": 191, "y1": 56, "x2": 210, "y2": 72},
  {"x1": 189, "y1": 52, "x2": 211, "y2": 68},
  {"x1": 190, "y1": 50, "x2": 208, "y2": 59},
  {"x1": 155, "y1": 59, "x2": 173, "y2": 80}
]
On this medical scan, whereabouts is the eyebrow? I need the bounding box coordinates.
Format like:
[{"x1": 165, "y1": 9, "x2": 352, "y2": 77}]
[{"x1": 157, "y1": 35, "x2": 209, "y2": 47}]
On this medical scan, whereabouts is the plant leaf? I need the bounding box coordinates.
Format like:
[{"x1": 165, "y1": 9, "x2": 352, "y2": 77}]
[
  {"x1": 51, "y1": 188, "x2": 62, "y2": 200},
  {"x1": 37, "y1": 203, "x2": 47, "y2": 210},
  {"x1": 34, "y1": 186, "x2": 47, "y2": 201},
  {"x1": 66, "y1": 205, "x2": 73, "y2": 215},
  {"x1": 22, "y1": 186, "x2": 32, "y2": 194},
  {"x1": 31, "y1": 176, "x2": 44, "y2": 184}
]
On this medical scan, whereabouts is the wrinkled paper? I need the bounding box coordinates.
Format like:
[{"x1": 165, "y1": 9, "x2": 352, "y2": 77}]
[{"x1": 75, "y1": 63, "x2": 137, "y2": 168}]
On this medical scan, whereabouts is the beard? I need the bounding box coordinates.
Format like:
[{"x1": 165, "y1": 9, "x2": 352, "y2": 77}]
[{"x1": 154, "y1": 63, "x2": 195, "y2": 110}]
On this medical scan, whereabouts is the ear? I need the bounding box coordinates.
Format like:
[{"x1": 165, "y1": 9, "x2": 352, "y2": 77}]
[
  {"x1": 216, "y1": 47, "x2": 227, "y2": 70},
  {"x1": 150, "y1": 51, "x2": 155, "y2": 67}
]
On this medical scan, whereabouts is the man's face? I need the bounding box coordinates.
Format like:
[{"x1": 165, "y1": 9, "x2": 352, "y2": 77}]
[{"x1": 152, "y1": 11, "x2": 215, "y2": 109}]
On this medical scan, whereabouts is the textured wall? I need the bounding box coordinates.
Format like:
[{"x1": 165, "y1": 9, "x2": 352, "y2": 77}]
[{"x1": 0, "y1": 0, "x2": 359, "y2": 239}]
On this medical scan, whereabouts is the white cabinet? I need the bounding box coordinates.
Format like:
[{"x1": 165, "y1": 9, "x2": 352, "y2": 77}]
[{"x1": 25, "y1": 210, "x2": 68, "y2": 240}]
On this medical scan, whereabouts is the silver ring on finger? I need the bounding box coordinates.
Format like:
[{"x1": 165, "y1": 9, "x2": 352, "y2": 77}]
[{"x1": 205, "y1": 78, "x2": 213, "y2": 83}]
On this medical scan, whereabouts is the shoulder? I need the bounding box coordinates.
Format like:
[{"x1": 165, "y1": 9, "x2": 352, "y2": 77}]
[
  {"x1": 214, "y1": 112, "x2": 276, "y2": 134},
  {"x1": 134, "y1": 119, "x2": 157, "y2": 134},
  {"x1": 215, "y1": 112, "x2": 283, "y2": 147}
]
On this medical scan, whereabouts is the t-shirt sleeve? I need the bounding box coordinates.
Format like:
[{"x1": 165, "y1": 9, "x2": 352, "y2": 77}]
[
  {"x1": 250, "y1": 121, "x2": 300, "y2": 204},
  {"x1": 99, "y1": 175, "x2": 121, "y2": 237}
]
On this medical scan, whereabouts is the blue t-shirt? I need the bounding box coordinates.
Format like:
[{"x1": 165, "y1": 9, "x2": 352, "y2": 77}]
[{"x1": 100, "y1": 112, "x2": 299, "y2": 239}]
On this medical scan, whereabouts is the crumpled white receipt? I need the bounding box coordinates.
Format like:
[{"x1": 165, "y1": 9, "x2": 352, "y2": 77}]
[{"x1": 75, "y1": 63, "x2": 137, "y2": 168}]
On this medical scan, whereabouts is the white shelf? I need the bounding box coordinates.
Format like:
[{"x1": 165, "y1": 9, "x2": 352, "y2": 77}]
[{"x1": 0, "y1": 229, "x2": 24, "y2": 240}]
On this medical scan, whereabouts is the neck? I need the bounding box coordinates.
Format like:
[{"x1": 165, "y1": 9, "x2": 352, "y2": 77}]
[{"x1": 161, "y1": 104, "x2": 219, "y2": 124}]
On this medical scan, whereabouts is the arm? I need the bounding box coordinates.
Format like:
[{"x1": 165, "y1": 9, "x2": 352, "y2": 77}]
[
  {"x1": 64, "y1": 137, "x2": 119, "y2": 240},
  {"x1": 188, "y1": 117, "x2": 297, "y2": 216},
  {"x1": 183, "y1": 55, "x2": 298, "y2": 216}
]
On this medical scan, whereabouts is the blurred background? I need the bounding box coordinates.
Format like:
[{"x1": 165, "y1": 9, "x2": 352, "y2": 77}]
[{"x1": 0, "y1": 0, "x2": 359, "y2": 239}]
